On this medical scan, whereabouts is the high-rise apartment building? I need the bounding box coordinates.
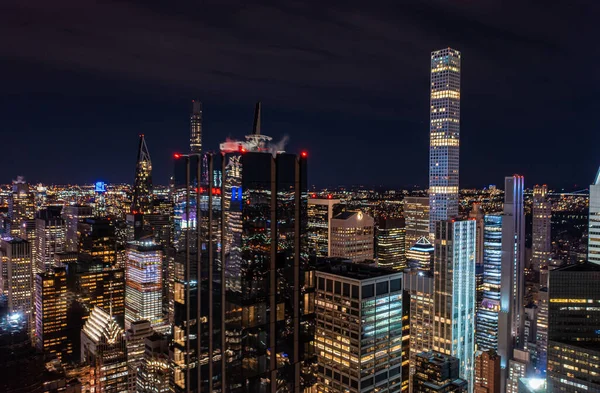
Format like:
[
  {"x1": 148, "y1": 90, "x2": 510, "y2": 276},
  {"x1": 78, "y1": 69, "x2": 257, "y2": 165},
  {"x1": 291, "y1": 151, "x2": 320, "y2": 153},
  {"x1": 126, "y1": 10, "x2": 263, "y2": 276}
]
[
  {"x1": 476, "y1": 214, "x2": 503, "y2": 352},
  {"x1": 34, "y1": 267, "x2": 71, "y2": 362},
  {"x1": 315, "y1": 261, "x2": 404, "y2": 393},
  {"x1": 9, "y1": 176, "x2": 35, "y2": 237},
  {"x1": 126, "y1": 320, "x2": 154, "y2": 392},
  {"x1": 547, "y1": 262, "x2": 600, "y2": 392},
  {"x1": 474, "y1": 350, "x2": 501, "y2": 393},
  {"x1": 413, "y1": 352, "x2": 467, "y2": 393},
  {"x1": 588, "y1": 167, "x2": 600, "y2": 264},
  {"x1": 532, "y1": 185, "x2": 551, "y2": 272},
  {"x1": 137, "y1": 332, "x2": 170, "y2": 393},
  {"x1": 403, "y1": 268, "x2": 434, "y2": 388},
  {"x1": 62, "y1": 205, "x2": 93, "y2": 252},
  {"x1": 432, "y1": 219, "x2": 476, "y2": 388},
  {"x1": 330, "y1": 211, "x2": 375, "y2": 263},
  {"x1": 190, "y1": 100, "x2": 202, "y2": 153},
  {"x1": 308, "y1": 197, "x2": 341, "y2": 256},
  {"x1": 0, "y1": 238, "x2": 33, "y2": 323},
  {"x1": 125, "y1": 240, "x2": 164, "y2": 330},
  {"x1": 35, "y1": 207, "x2": 66, "y2": 273},
  {"x1": 80, "y1": 306, "x2": 128, "y2": 392},
  {"x1": 406, "y1": 236, "x2": 434, "y2": 273},
  {"x1": 429, "y1": 48, "x2": 461, "y2": 234},
  {"x1": 377, "y1": 217, "x2": 406, "y2": 270},
  {"x1": 404, "y1": 196, "x2": 430, "y2": 248},
  {"x1": 499, "y1": 176, "x2": 526, "y2": 382}
]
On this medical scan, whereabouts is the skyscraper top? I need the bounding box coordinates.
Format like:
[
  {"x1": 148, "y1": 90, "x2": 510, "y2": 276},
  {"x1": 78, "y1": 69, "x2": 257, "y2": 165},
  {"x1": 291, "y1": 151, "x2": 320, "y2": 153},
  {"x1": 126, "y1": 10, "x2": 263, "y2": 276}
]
[
  {"x1": 190, "y1": 99, "x2": 202, "y2": 154},
  {"x1": 253, "y1": 101, "x2": 261, "y2": 135}
]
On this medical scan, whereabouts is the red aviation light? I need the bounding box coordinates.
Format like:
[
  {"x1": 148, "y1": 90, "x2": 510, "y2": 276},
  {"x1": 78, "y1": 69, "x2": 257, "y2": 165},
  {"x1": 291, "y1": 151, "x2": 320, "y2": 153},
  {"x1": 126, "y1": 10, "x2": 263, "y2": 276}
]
[
  {"x1": 301, "y1": 151, "x2": 308, "y2": 158},
  {"x1": 327, "y1": 194, "x2": 332, "y2": 199},
  {"x1": 174, "y1": 153, "x2": 181, "y2": 159}
]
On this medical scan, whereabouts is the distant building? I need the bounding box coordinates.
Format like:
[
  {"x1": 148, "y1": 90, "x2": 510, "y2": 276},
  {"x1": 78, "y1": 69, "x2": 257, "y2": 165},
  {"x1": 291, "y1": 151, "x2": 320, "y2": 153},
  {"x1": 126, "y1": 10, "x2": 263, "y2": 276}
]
[
  {"x1": 78, "y1": 218, "x2": 118, "y2": 265},
  {"x1": 190, "y1": 100, "x2": 202, "y2": 154},
  {"x1": 474, "y1": 350, "x2": 501, "y2": 393},
  {"x1": 0, "y1": 238, "x2": 33, "y2": 324},
  {"x1": 35, "y1": 266, "x2": 72, "y2": 362},
  {"x1": 404, "y1": 196, "x2": 429, "y2": 248},
  {"x1": 532, "y1": 185, "x2": 551, "y2": 271},
  {"x1": 433, "y1": 219, "x2": 476, "y2": 387},
  {"x1": 315, "y1": 261, "x2": 403, "y2": 392},
  {"x1": 307, "y1": 197, "x2": 341, "y2": 256},
  {"x1": 469, "y1": 203, "x2": 485, "y2": 268},
  {"x1": 330, "y1": 211, "x2": 374, "y2": 263},
  {"x1": 376, "y1": 217, "x2": 406, "y2": 270},
  {"x1": 413, "y1": 351, "x2": 467, "y2": 393},
  {"x1": 588, "y1": 167, "x2": 600, "y2": 264},
  {"x1": 547, "y1": 262, "x2": 600, "y2": 392},
  {"x1": 62, "y1": 205, "x2": 93, "y2": 252},
  {"x1": 131, "y1": 134, "x2": 153, "y2": 215},
  {"x1": 35, "y1": 206, "x2": 66, "y2": 273},
  {"x1": 406, "y1": 236, "x2": 434, "y2": 273},
  {"x1": 80, "y1": 307, "x2": 128, "y2": 392},
  {"x1": 9, "y1": 176, "x2": 35, "y2": 237}
]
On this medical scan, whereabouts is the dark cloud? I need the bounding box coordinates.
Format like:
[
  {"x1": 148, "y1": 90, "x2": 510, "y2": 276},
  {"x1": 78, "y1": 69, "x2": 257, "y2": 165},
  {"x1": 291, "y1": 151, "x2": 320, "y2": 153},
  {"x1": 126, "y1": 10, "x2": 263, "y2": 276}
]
[{"x1": 0, "y1": 0, "x2": 598, "y2": 189}]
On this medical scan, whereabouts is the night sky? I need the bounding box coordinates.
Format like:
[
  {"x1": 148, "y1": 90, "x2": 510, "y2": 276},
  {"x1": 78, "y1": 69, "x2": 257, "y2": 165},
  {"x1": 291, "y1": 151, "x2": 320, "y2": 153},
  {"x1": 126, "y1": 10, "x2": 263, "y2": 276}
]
[{"x1": 1, "y1": 0, "x2": 599, "y2": 189}]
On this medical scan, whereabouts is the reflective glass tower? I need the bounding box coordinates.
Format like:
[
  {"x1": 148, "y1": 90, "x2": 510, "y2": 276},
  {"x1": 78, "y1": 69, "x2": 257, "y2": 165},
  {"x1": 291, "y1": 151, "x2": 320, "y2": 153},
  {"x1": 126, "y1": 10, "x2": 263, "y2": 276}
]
[
  {"x1": 429, "y1": 48, "x2": 461, "y2": 235},
  {"x1": 588, "y1": 167, "x2": 600, "y2": 264}
]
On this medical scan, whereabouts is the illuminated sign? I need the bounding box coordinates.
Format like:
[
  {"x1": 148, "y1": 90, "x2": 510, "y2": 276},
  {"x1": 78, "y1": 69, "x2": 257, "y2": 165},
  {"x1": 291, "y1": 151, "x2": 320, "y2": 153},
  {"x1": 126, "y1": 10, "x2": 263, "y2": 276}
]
[{"x1": 95, "y1": 181, "x2": 106, "y2": 193}]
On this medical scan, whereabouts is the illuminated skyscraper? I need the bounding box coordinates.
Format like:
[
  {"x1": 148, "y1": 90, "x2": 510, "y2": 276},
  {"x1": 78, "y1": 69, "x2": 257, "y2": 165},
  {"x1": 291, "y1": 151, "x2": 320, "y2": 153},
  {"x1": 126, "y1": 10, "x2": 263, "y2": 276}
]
[
  {"x1": 547, "y1": 262, "x2": 600, "y2": 392},
  {"x1": 404, "y1": 196, "x2": 429, "y2": 248},
  {"x1": 376, "y1": 217, "x2": 406, "y2": 270},
  {"x1": 126, "y1": 320, "x2": 154, "y2": 392},
  {"x1": 406, "y1": 236, "x2": 434, "y2": 273},
  {"x1": 432, "y1": 219, "x2": 476, "y2": 389},
  {"x1": 413, "y1": 352, "x2": 467, "y2": 393},
  {"x1": 469, "y1": 203, "x2": 485, "y2": 268},
  {"x1": 429, "y1": 48, "x2": 461, "y2": 234},
  {"x1": 80, "y1": 306, "x2": 128, "y2": 392},
  {"x1": 137, "y1": 332, "x2": 170, "y2": 392},
  {"x1": 588, "y1": 167, "x2": 600, "y2": 264},
  {"x1": 190, "y1": 100, "x2": 202, "y2": 153},
  {"x1": 532, "y1": 185, "x2": 551, "y2": 271},
  {"x1": 307, "y1": 197, "x2": 341, "y2": 256},
  {"x1": 315, "y1": 262, "x2": 404, "y2": 393},
  {"x1": 131, "y1": 134, "x2": 153, "y2": 215},
  {"x1": 506, "y1": 350, "x2": 530, "y2": 393},
  {"x1": 330, "y1": 211, "x2": 375, "y2": 263},
  {"x1": 35, "y1": 207, "x2": 66, "y2": 273},
  {"x1": 9, "y1": 176, "x2": 35, "y2": 237},
  {"x1": 125, "y1": 240, "x2": 164, "y2": 330},
  {"x1": 474, "y1": 350, "x2": 501, "y2": 393},
  {"x1": 476, "y1": 214, "x2": 503, "y2": 352},
  {"x1": 499, "y1": 176, "x2": 526, "y2": 384},
  {"x1": 0, "y1": 238, "x2": 33, "y2": 324},
  {"x1": 35, "y1": 267, "x2": 71, "y2": 362},
  {"x1": 62, "y1": 205, "x2": 93, "y2": 252}
]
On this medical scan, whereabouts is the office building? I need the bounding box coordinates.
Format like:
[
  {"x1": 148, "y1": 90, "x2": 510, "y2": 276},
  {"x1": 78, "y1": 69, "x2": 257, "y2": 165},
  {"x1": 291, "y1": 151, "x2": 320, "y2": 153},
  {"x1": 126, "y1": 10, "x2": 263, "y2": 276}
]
[
  {"x1": 432, "y1": 219, "x2": 476, "y2": 387},
  {"x1": 413, "y1": 352, "x2": 467, "y2": 393},
  {"x1": 507, "y1": 349, "x2": 530, "y2": 393},
  {"x1": 535, "y1": 287, "x2": 548, "y2": 376},
  {"x1": 523, "y1": 304, "x2": 538, "y2": 366},
  {"x1": 330, "y1": 211, "x2": 375, "y2": 263},
  {"x1": 469, "y1": 203, "x2": 485, "y2": 268},
  {"x1": 429, "y1": 48, "x2": 461, "y2": 235},
  {"x1": 34, "y1": 267, "x2": 71, "y2": 362},
  {"x1": 588, "y1": 167, "x2": 600, "y2": 264},
  {"x1": 126, "y1": 320, "x2": 154, "y2": 392},
  {"x1": 190, "y1": 99, "x2": 202, "y2": 153},
  {"x1": 377, "y1": 217, "x2": 407, "y2": 270},
  {"x1": 532, "y1": 185, "x2": 551, "y2": 271},
  {"x1": 9, "y1": 176, "x2": 35, "y2": 237},
  {"x1": 547, "y1": 262, "x2": 600, "y2": 392},
  {"x1": 131, "y1": 134, "x2": 153, "y2": 215},
  {"x1": 308, "y1": 197, "x2": 341, "y2": 256},
  {"x1": 404, "y1": 196, "x2": 430, "y2": 247},
  {"x1": 78, "y1": 218, "x2": 118, "y2": 265},
  {"x1": 80, "y1": 306, "x2": 128, "y2": 392},
  {"x1": 474, "y1": 350, "x2": 500, "y2": 393},
  {"x1": 125, "y1": 240, "x2": 164, "y2": 330},
  {"x1": 0, "y1": 238, "x2": 33, "y2": 323},
  {"x1": 315, "y1": 261, "x2": 403, "y2": 393},
  {"x1": 62, "y1": 205, "x2": 93, "y2": 252},
  {"x1": 137, "y1": 332, "x2": 170, "y2": 392},
  {"x1": 403, "y1": 269, "x2": 434, "y2": 385},
  {"x1": 35, "y1": 206, "x2": 66, "y2": 273},
  {"x1": 476, "y1": 214, "x2": 502, "y2": 352},
  {"x1": 406, "y1": 236, "x2": 434, "y2": 273},
  {"x1": 498, "y1": 176, "x2": 526, "y2": 383}
]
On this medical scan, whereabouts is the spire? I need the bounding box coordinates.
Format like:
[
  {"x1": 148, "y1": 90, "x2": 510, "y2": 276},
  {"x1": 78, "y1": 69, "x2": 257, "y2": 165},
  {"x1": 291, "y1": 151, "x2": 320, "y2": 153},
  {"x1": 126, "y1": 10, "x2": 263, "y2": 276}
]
[
  {"x1": 253, "y1": 101, "x2": 261, "y2": 135},
  {"x1": 131, "y1": 134, "x2": 153, "y2": 214}
]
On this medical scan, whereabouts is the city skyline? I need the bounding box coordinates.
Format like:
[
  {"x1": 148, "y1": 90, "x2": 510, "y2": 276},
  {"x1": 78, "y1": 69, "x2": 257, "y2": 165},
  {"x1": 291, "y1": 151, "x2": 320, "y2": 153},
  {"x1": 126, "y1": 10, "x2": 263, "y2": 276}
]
[{"x1": 1, "y1": 1, "x2": 599, "y2": 188}]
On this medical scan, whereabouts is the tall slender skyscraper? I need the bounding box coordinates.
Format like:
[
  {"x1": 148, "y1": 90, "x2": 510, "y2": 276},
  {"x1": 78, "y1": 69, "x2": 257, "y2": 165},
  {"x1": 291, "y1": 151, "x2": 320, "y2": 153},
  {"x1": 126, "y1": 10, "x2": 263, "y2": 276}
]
[
  {"x1": 532, "y1": 185, "x2": 551, "y2": 271},
  {"x1": 190, "y1": 100, "x2": 202, "y2": 154},
  {"x1": 131, "y1": 134, "x2": 153, "y2": 215},
  {"x1": 498, "y1": 175, "x2": 526, "y2": 387},
  {"x1": 404, "y1": 196, "x2": 430, "y2": 248},
  {"x1": 429, "y1": 48, "x2": 461, "y2": 234},
  {"x1": 432, "y1": 219, "x2": 476, "y2": 389},
  {"x1": 588, "y1": 167, "x2": 600, "y2": 264}
]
